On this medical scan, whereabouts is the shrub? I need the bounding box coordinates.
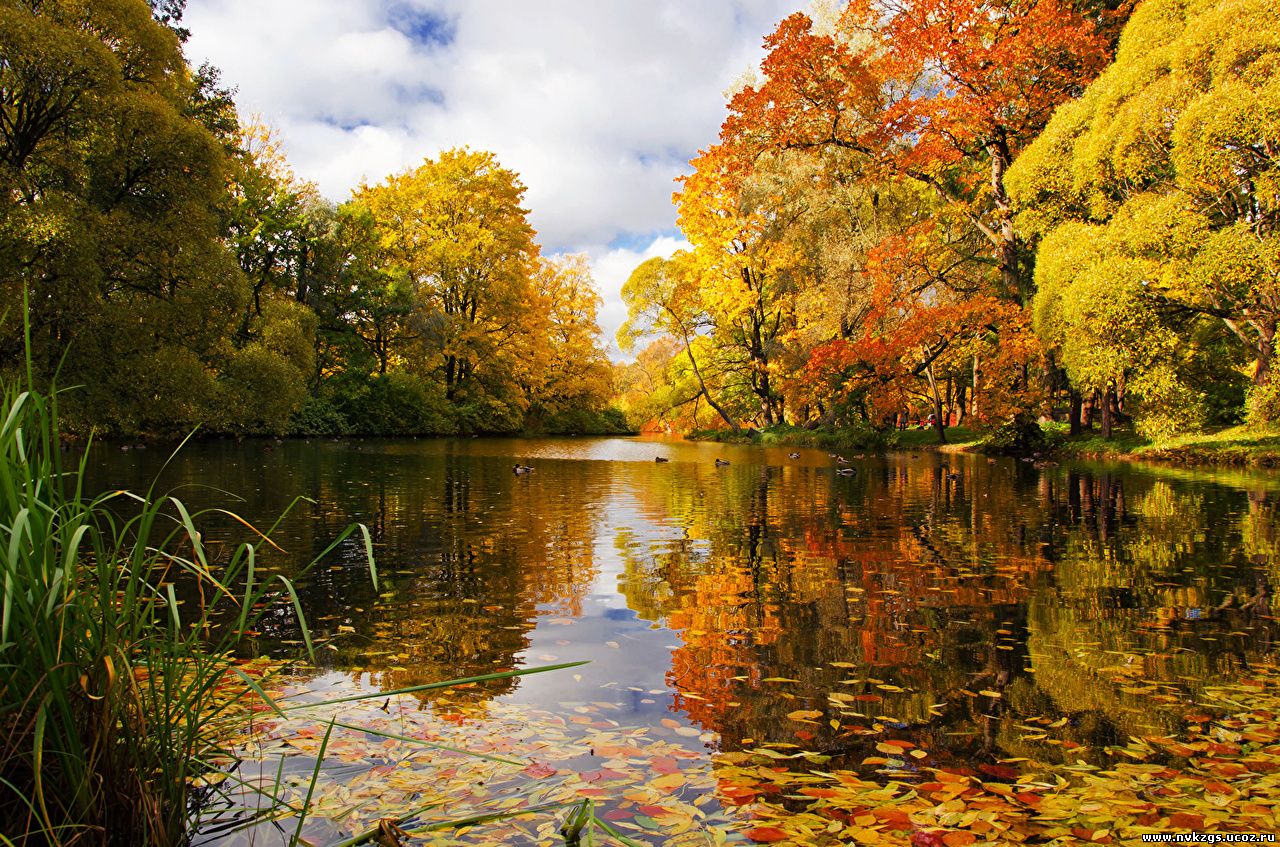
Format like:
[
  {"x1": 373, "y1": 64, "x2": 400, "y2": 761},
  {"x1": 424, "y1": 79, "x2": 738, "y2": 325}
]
[
  {"x1": 1247, "y1": 379, "x2": 1280, "y2": 425},
  {"x1": 288, "y1": 395, "x2": 352, "y2": 436},
  {"x1": 982, "y1": 412, "x2": 1049, "y2": 455},
  {"x1": 338, "y1": 373, "x2": 457, "y2": 436}
]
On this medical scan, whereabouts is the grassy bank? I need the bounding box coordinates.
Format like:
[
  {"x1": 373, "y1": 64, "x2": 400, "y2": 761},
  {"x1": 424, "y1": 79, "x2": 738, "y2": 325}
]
[
  {"x1": 686, "y1": 420, "x2": 1280, "y2": 468},
  {"x1": 0, "y1": 375, "x2": 383, "y2": 844},
  {"x1": 1046, "y1": 423, "x2": 1280, "y2": 467},
  {"x1": 686, "y1": 424, "x2": 982, "y2": 452}
]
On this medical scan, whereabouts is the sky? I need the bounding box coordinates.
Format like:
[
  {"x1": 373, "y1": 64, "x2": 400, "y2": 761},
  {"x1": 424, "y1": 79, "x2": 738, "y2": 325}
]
[{"x1": 183, "y1": 0, "x2": 810, "y2": 356}]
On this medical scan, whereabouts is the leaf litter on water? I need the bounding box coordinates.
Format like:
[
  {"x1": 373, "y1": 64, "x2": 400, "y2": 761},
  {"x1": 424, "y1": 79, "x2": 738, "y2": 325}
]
[{"x1": 199, "y1": 658, "x2": 1280, "y2": 846}]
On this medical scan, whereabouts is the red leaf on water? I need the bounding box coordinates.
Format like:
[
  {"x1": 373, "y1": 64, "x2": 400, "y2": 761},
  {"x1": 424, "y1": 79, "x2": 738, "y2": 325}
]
[
  {"x1": 911, "y1": 830, "x2": 947, "y2": 847},
  {"x1": 743, "y1": 827, "x2": 790, "y2": 843},
  {"x1": 649, "y1": 756, "x2": 680, "y2": 774},
  {"x1": 873, "y1": 807, "x2": 912, "y2": 827},
  {"x1": 521, "y1": 761, "x2": 556, "y2": 779}
]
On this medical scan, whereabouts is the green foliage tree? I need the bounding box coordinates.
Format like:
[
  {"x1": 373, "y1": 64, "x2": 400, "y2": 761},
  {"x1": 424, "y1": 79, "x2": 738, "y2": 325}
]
[
  {"x1": 1010, "y1": 0, "x2": 1280, "y2": 427},
  {"x1": 0, "y1": 0, "x2": 266, "y2": 434}
]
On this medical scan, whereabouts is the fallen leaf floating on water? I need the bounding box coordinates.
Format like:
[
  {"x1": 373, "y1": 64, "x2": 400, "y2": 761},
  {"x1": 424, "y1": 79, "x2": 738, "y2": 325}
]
[{"x1": 199, "y1": 660, "x2": 1280, "y2": 845}]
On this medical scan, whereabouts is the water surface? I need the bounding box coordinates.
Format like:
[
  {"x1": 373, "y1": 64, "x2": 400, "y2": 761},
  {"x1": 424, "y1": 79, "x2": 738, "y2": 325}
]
[{"x1": 90, "y1": 437, "x2": 1280, "y2": 843}]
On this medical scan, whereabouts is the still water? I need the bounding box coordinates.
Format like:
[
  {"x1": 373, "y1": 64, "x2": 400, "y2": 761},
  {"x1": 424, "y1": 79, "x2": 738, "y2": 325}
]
[{"x1": 91, "y1": 437, "x2": 1279, "y2": 844}]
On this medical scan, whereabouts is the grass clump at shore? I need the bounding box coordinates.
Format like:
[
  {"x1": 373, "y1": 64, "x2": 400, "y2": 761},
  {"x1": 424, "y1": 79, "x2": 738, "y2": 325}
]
[
  {"x1": 687, "y1": 423, "x2": 889, "y2": 451},
  {"x1": 686, "y1": 423, "x2": 986, "y2": 452}
]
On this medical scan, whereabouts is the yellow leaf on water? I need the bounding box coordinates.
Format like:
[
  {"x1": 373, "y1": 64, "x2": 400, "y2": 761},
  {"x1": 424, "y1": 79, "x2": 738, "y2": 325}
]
[
  {"x1": 787, "y1": 710, "x2": 823, "y2": 721},
  {"x1": 651, "y1": 772, "x2": 686, "y2": 792}
]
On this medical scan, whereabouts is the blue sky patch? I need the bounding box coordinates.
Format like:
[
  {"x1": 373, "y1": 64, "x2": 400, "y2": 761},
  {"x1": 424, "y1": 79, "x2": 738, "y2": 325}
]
[
  {"x1": 608, "y1": 229, "x2": 682, "y2": 253},
  {"x1": 387, "y1": 4, "x2": 456, "y2": 47}
]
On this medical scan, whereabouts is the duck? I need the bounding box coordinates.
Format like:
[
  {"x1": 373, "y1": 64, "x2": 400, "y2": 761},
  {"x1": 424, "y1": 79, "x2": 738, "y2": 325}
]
[
  {"x1": 715, "y1": 458, "x2": 731, "y2": 467},
  {"x1": 835, "y1": 455, "x2": 851, "y2": 464},
  {"x1": 655, "y1": 456, "x2": 670, "y2": 463},
  {"x1": 513, "y1": 464, "x2": 534, "y2": 475},
  {"x1": 788, "y1": 452, "x2": 801, "y2": 459},
  {"x1": 836, "y1": 467, "x2": 857, "y2": 476}
]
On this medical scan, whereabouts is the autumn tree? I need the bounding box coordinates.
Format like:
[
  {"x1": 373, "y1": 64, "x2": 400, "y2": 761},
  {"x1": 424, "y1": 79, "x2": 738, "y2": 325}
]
[
  {"x1": 677, "y1": 147, "x2": 811, "y2": 426},
  {"x1": 619, "y1": 254, "x2": 740, "y2": 431},
  {"x1": 525, "y1": 254, "x2": 617, "y2": 432},
  {"x1": 356, "y1": 148, "x2": 540, "y2": 430},
  {"x1": 1010, "y1": 0, "x2": 1279, "y2": 428}
]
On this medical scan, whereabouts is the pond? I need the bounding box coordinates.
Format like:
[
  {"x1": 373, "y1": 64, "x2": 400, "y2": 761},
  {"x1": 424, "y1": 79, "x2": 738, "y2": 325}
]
[{"x1": 90, "y1": 437, "x2": 1280, "y2": 845}]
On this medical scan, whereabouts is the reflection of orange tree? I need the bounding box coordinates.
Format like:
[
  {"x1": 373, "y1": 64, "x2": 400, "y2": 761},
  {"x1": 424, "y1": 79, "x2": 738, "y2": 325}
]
[{"x1": 625, "y1": 459, "x2": 1070, "y2": 760}]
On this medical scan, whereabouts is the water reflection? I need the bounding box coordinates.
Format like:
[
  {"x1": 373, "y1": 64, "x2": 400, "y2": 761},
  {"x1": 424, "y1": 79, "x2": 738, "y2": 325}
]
[{"x1": 91, "y1": 439, "x2": 1279, "y2": 835}]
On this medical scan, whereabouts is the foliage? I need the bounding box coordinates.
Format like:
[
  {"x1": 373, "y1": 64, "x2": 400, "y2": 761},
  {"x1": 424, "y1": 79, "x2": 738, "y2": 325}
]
[
  {"x1": 1010, "y1": 0, "x2": 1280, "y2": 426},
  {"x1": 982, "y1": 412, "x2": 1050, "y2": 456},
  {"x1": 335, "y1": 372, "x2": 456, "y2": 437},
  {"x1": 288, "y1": 396, "x2": 352, "y2": 437},
  {"x1": 629, "y1": 0, "x2": 1135, "y2": 442},
  {"x1": 0, "y1": 0, "x2": 250, "y2": 433}
]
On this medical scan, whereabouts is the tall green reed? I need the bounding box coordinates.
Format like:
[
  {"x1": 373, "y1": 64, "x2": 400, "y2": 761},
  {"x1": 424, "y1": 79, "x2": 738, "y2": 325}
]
[{"x1": 0, "y1": 365, "x2": 374, "y2": 845}]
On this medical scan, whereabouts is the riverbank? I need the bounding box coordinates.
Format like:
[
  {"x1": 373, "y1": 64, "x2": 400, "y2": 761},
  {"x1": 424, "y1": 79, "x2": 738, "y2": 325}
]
[
  {"x1": 1045, "y1": 423, "x2": 1280, "y2": 467},
  {"x1": 688, "y1": 424, "x2": 984, "y2": 452},
  {"x1": 687, "y1": 423, "x2": 1280, "y2": 467}
]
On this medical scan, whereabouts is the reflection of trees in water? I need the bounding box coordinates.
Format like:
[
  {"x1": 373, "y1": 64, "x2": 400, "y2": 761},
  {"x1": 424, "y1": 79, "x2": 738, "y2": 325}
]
[
  {"x1": 90, "y1": 441, "x2": 607, "y2": 706},
  {"x1": 614, "y1": 458, "x2": 1277, "y2": 771},
  {"x1": 90, "y1": 443, "x2": 1278, "y2": 742}
]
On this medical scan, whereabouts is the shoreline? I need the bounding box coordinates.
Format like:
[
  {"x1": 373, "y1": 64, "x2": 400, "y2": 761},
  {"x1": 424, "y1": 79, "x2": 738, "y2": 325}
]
[{"x1": 687, "y1": 424, "x2": 1280, "y2": 469}]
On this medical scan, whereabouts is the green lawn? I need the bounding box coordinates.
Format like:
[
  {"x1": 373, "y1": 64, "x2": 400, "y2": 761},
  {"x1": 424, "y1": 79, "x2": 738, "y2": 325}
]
[
  {"x1": 1051, "y1": 423, "x2": 1280, "y2": 466},
  {"x1": 890, "y1": 425, "x2": 982, "y2": 450}
]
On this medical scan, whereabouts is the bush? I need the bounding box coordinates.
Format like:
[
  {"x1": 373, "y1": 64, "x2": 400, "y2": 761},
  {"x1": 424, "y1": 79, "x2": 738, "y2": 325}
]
[
  {"x1": 338, "y1": 373, "x2": 457, "y2": 436},
  {"x1": 982, "y1": 412, "x2": 1049, "y2": 456},
  {"x1": 288, "y1": 395, "x2": 352, "y2": 436},
  {"x1": 689, "y1": 422, "x2": 888, "y2": 450},
  {"x1": 540, "y1": 405, "x2": 635, "y2": 435},
  {"x1": 219, "y1": 343, "x2": 309, "y2": 435},
  {"x1": 1247, "y1": 379, "x2": 1280, "y2": 425}
]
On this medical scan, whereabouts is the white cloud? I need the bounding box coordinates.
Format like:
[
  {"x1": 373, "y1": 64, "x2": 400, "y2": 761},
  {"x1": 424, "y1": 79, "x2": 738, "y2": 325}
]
[
  {"x1": 183, "y1": 0, "x2": 807, "y2": 356},
  {"x1": 581, "y1": 235, "x2": 689, "y2": 357}
]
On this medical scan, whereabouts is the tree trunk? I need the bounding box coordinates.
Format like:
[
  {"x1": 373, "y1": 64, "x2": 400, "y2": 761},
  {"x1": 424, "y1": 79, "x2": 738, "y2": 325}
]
[
  {"x1": 971, "y1": 354, "x2": 980, "y2": 420},
  {"x1": 987, "y1": 136, "x2": 1022, "y2": 301},
  {"x1": 925, "y1": 359, "x2": 948, "y2": 445},
  {"x1": 1068, "y1": 389, "x2": 1083, "y2": 436},
  {"x1": 1255, "y1": 323, "x2": 1275, "y2": 386},
  {"x1": 679, "y1": 325, "x2": 738, "y2": 432},
  {"x1": 1100, "y1": 386, "x2": 1115, "y2": 439}
]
